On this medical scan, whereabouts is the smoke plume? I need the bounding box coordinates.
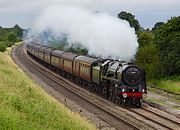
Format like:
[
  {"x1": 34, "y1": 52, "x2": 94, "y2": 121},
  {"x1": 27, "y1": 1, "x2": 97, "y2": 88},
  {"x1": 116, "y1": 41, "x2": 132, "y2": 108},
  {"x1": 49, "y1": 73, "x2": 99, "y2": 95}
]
[{"x1": 25, "y1": 4, "x2": 139, "y2": 61}]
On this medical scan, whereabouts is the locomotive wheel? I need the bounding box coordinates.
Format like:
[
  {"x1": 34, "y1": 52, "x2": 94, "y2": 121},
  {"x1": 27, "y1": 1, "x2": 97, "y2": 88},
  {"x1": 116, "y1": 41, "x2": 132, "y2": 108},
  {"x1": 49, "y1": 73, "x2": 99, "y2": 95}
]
[
  {"x1": 136, "y1": 100, "x2": 142, "y2": 107},
  {"x1": 109, "y1": 92, "x2": 113, "y2": 100},
  {"x1": 136, "y1": 103, "x2": 141, "y2": 107},
  {"x1": 113, "y1": 97, "x2": 117, "y2": 103},
  {"x1": 120, "y1": 99, "x2": 126, "y2": 106},
  {"x1": 122, "y1": 100, "x2": 126, "y2": 106},
  {"x1": 98, "y1": 85, "x2": 103, "y2": 95}
]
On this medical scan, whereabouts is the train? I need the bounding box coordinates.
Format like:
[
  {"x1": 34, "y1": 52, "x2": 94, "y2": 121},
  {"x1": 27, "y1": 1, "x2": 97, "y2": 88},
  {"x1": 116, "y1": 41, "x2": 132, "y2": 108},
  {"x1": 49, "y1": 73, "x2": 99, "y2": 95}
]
[{"x1": 26, "y1": 43, "x2": 147, "y2": 106}]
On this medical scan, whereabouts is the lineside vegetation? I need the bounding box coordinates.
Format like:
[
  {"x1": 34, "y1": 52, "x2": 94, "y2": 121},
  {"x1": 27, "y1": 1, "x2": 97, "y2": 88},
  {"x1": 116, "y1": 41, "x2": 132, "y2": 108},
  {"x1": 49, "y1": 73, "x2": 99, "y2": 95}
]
[
  {"x1": 0, "y1": 25, "x2": 22, "y2": 52},
  {"x1": 149, "y1": 76, "x2": 180, "y2": 93},
  {"x1": 118, "y1": 12, "x2": 179, "y2": 92},
  {"x1": 0, "y1": 44, "x2": 96, "y2": 130},
  {"x1": 0, "y1": 15, "x2": 179, "y2": 94}
]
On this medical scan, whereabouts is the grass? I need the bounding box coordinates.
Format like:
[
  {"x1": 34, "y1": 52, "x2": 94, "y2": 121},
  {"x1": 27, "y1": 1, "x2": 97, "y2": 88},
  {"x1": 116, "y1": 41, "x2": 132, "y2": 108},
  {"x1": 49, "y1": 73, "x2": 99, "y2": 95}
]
[
  {"x1": 146, "y1": 98, "x2": 165, "y2": 105},
  {"x1": 149, "y1": 76, "x2": 180, "y2": 94},
  {"x1": 146, "y1": 97, "x2": 180, "y2": 110},
  {"x1": 0, "y1": 43, "x2": 97, "y2": 130}
]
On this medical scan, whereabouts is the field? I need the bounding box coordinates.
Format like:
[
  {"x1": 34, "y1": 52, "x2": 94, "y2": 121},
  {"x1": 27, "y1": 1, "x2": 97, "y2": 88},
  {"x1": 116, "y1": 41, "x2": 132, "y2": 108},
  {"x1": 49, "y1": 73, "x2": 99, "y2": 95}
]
[{"x1": 0, "y1": 44, "x2": 96, "y2": 130}]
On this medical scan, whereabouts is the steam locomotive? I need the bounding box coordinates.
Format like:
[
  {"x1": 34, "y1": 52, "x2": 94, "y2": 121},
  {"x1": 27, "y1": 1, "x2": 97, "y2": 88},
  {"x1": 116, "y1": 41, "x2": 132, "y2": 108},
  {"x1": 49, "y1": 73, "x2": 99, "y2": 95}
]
[{"x1": 26, "y1": 43, "x2": 147, "y2": 106}]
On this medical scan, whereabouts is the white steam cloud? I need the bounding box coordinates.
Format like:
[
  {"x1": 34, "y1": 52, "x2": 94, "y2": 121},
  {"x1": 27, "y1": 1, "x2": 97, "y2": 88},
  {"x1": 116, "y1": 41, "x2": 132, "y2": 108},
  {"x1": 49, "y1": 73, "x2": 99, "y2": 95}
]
[{"x1": 26, "y1": 5, "x2": 139, "y2": 61}]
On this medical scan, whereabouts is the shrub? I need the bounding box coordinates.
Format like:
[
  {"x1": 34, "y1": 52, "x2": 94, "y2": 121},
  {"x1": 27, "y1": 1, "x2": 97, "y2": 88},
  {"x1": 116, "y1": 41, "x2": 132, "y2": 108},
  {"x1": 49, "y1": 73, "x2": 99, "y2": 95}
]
[{"x1": 0, "y1": 42, "x2": 6, "y2": 52}]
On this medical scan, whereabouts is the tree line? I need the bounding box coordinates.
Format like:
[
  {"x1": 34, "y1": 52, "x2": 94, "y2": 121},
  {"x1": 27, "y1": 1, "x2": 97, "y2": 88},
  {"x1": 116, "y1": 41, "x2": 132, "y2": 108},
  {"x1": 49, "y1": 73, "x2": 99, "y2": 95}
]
[
  {"x1": 118, "y1": 11, "x2": 180, "y2": 79},
  {"x1": 0, "y1": 13, "x2": 179, "y2": 80},
  {"x1": 0, "y1": 25, "x2": 23, "y2": 51}
]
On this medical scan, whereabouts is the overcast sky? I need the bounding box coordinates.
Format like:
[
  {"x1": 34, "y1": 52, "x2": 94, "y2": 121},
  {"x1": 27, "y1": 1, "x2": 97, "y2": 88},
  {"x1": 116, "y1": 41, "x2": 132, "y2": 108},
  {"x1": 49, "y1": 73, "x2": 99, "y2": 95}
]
[{"x1": 0, "y1": 0, "x2": 179, "y2": 29}]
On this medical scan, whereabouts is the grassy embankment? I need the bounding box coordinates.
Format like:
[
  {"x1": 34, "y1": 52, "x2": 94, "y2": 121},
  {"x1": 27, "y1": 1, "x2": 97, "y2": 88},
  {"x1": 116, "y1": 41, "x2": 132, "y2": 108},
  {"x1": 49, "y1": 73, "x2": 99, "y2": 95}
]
[
  {"x1": 146, "y1": 77, "x2": 180, "y2": 109},
  {"x1": 149, "y1": 76, "x2": 180, "y2": 94},
  {"x1": 0, "y1": 43, "x2": 97, "y2": 130}
]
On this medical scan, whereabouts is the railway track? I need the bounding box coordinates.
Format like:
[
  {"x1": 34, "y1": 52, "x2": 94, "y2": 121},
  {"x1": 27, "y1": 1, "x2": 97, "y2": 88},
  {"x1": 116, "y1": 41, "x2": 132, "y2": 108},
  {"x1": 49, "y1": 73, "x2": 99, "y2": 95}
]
[
  {"x1": 128, "y1": 106, "x2": 180, "y2": 130},
  {"x1": 147, "y1": 84, "x2": 180, "y2": 96},
  {"x1": 13, "y1": 44, "x2": 180, "y2": 130},
  {"x1": 14, "y1": 44, "x2": 140, "y2": 129}
]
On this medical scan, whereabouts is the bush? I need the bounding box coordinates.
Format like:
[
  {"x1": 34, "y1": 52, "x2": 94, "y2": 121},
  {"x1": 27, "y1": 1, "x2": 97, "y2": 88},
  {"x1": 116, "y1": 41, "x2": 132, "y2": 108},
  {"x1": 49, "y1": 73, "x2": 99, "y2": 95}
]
[
  {"x1": 0, "y1": 42, "x2": 6, "y2": 52},
  {"x1": 6, "y1": 42, "x2": 14, "y2": 47},
  {"x1": 0, "y1": 41, "x2": 15, "y2": 52}
]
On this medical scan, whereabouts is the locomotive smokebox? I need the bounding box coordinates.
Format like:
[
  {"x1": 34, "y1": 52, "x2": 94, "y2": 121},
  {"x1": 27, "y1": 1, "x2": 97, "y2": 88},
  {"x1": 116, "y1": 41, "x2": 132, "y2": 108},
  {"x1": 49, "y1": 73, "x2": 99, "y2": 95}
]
[{"x1": 122, "y1": 65, "x2": 143, "y2": 86}]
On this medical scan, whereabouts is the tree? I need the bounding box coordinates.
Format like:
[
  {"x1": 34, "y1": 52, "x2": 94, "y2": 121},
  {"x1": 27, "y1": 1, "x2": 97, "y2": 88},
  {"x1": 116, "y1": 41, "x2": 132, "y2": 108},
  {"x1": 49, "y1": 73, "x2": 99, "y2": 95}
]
[
  {"x1": 7, "y1": 33, "x2": 16, "y2": 42},
  {"x1": 137, "y1": 31, "x2": 155, "y2": 47},
  {"x1": 79, "y1": 48, "x2": 88, "y2": 55},
  {"x1": 118, "y1": 11, "x2": 140, "y2": 31},
  {"x1": 13, "y1": 24, "x2": 23, "y2": 38},
  {"x1": 155, "y1": 16, "x2": 180, "y2": 76},
  {"x1": 152, "y1": 22, "x2": 164, "y2": 31},
  {"x1": 135, "y1": 43, "x2": 161, "y2": 79}
]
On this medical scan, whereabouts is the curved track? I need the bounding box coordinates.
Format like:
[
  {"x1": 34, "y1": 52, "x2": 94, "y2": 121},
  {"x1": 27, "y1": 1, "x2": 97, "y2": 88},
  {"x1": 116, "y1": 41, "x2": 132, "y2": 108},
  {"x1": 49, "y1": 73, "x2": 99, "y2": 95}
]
[{"x1": 13, "y1": 44, "x2": 180, "y2": 130}]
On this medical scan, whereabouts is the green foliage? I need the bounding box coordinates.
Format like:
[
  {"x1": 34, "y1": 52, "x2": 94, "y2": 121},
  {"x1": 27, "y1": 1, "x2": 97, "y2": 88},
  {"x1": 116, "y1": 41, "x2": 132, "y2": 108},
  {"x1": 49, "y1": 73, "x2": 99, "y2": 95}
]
[
  {"x1": 118, "y1": 11, "x2": 140, "y2": 31},
  {"x1": 48, "y1": 41, "x2": 88, "y2": 55},
  {"x1": 137, "y1": 31, "x2": 155, "y2": 47},
  {"x1": 13, "y1": 24, "x2": 23, "y2": 38},
  {"x1": 79, "y1": 48, "x2": 88, "y2": 55},
  {"x1": 136, "y1": 30, "x2": 161, "y2": 79},
  {"x1": 152, "y1": 22, "x2": 164, "y2": 31},
  {"x1": 149, "y1": 76, "x2": 180, "y2": 93},
  {"x1": 0, "y1": 42, "x2": 6, "y2": 52},
  {"x1": 0, "y1": 25, "x2": 23, "y2": 52},
  {"x1": 136, "y1": 43, "x2": 161, "y2": 80},
  {"x1": 136, "y1": 16, "x2": 180, "y2": 80},
  {"x1": 67, "y1": 46, "x2": 88, "y2": 55},
  {"x1": 8, "y1": 33, "x2": 17, "y2": 42},
  {"x1": 155, "y1": 16, "x2": 180, "y2": 76},
  {"x1": 48, "y1": 41, "x2": 66, "y2": 50}
]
